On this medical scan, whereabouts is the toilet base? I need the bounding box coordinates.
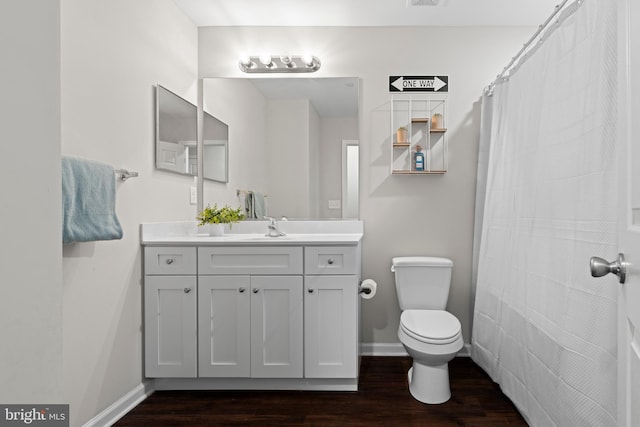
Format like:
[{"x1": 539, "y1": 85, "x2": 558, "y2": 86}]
[{"x1": 407, "y1": 361, "x2": 451, "y2": 404}]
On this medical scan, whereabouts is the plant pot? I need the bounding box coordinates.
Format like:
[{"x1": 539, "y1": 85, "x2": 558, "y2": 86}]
[
  {"x1": 209, "y1": 223, "x2": 225, "y2": 236},
  {"x1": 397, "y1": 128, "x2": 408, "y2": 143}
]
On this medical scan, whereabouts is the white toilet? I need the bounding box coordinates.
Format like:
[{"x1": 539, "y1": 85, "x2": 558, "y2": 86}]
[{"x1": 391, "y1": 256, "x2": 463, "y2": 404}]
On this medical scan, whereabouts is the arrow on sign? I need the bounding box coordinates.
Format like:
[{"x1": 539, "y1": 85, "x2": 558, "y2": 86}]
[{"x1": 389, "y1": 76, "x2": 448, "y2": 92}]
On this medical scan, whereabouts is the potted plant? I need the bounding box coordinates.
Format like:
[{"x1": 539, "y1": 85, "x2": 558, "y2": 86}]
[
  {"x1": 197, "y1": 204, "x2": 245, "y2": 236},
  {"x1": 396, "y1": 126, "x2": 408, "y2": 143}
]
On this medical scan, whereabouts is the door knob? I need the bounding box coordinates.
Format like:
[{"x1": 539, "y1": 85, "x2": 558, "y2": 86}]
[{"x1": 590, "y1": 253, "x2": 626, "y2": 284}]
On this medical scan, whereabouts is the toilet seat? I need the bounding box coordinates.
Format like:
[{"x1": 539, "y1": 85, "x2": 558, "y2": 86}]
[{"x1": 400, "y1": 310, "x2": 461, "y2": 345}]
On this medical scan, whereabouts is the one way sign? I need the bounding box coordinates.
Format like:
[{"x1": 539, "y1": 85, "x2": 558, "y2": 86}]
[{"x1": 389, "y1": 76, "x2": 449, "y2": 92}]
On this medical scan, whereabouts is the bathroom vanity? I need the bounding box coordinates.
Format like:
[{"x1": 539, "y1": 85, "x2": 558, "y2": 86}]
[{"x1": 140, "y1": 220, "x2": 363, "y2": 391}]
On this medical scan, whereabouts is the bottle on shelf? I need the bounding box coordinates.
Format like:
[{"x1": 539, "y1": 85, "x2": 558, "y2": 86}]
[{"x1": 414, "y1": 145, "x2": 425, "y2": 171}]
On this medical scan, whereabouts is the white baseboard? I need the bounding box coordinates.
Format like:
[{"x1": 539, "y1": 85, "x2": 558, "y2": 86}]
[
  {"x1": 360, "y1": 342, "x2": 408, "y2": 356},
  {"x1": 83, "y1": 380, "x2": 154, "y2": 427},
  {"x1": 360, "y1": 342, "x2": 471, "y2": 357}
]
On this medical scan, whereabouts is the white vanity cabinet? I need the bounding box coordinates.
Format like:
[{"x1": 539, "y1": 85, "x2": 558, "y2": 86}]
[
  {"x1": 197, "y1": 246, "x2": 304, "y2": 379},
  {"x1": 141, "y1": 225, "x2": 362, "y2": 391},
  {"x1": 143, "y1": 247, "x2": 197, "y2": 378},
  {"x1": 304, "y1": 246, "x2": 359, "y2": 378}
]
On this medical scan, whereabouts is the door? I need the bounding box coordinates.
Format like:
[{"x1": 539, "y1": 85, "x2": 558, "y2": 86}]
[
  {"x1": 144, "y1": 276, "x2": 197, "y2": 378},
  {"x1": 342, "y1": 140, "x2": 359, "y2": 219},
  {"x1": 304, "y1": 275, "x2": 358, "y2": 378},
  {"x1": 617, "y1": 0, "x2": 640, "y2": 424},
  {"x1": 250, "y1": 276, "x2": 303, "y2": 378},
  {"x1": 198, "y1": 276, "x2": 251, "y2": 377}
]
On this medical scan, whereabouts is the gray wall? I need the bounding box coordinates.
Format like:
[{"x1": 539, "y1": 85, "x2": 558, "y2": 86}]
[
  {"x1": 198, "y1": 26, "x2": 533, "y2": 349},
  {"x1": 0, "y1": 0, "x2": 63, "y2": 404}
]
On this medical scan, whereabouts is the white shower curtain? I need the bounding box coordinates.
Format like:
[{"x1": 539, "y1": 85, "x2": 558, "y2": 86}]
[{"x1": 471, "y1": 1, "x2": 619, "y2": 426}]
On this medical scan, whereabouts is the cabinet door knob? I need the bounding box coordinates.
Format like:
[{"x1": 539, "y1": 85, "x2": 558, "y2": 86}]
[
  {"x1": 252, "y1": 288, "x2": 259, "y2": 294},
  {"x1": 184, "y1": 288, "x2": 191, "y2": 293},
  {"x1": 239, "y1": 287, "x2": 246, "y2": 293},
  {"x1": 166, "y1": 258, "x2": 174, "y2": 265},
  {"x1": 308, "y1": 288, "x2": 315, "y2": 294},
  {"x1": 327, "y1": 258, "x2": 334, "y2": 265}
]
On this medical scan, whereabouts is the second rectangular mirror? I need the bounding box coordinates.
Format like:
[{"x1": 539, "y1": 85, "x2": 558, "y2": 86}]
[{"x1": 155, "y1": 84, "x2": 229, "y2": 183}]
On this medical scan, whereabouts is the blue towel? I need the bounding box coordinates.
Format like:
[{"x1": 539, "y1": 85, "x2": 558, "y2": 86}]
[
  {"x1": 244, "y1": 191, "x2": 266, "y2": 219},
  {"x1": 62, "y1": 157, "x2": 123, "y2": 244},
  {"x1": 252, "y1": 191, "x2": 266, "y2": 219}
]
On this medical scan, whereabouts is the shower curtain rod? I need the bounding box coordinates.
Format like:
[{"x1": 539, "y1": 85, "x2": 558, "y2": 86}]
[{"x1": 487, "y1": 0, "x2": 571, "y2": 94}]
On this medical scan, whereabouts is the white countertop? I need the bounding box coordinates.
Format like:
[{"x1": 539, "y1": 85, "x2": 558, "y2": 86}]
[{"x1": 140, "y1": 220, "x2": 363, "y2": 246}]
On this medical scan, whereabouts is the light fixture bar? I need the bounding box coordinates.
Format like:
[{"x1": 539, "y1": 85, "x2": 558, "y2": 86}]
[{"x1": 239, "y1": 55, "x2": 321, "y2": 73}]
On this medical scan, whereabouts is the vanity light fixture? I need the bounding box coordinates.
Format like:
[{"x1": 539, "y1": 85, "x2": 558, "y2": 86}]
[{"x1": 238, "y1": 54, "x2": 321, "y2": 73}]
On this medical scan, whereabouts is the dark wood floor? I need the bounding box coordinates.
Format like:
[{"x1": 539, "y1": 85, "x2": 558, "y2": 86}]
[{"x1": 115, "y1": 357, "x2": 527, "y2": 426}]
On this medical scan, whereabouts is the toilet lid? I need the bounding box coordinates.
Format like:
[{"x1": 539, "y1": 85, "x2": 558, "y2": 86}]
[{"x1": 400, "y1": 310, "x2": 461, "y2": 344}]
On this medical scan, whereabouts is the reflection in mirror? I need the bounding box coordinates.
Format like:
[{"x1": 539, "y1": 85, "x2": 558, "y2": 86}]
[
  {"x1": 155, "y1": 85, "x2": 197, "y2": 176},
  {"x1": 203, "y1": 77, "x2": 359, "y2": 219},
  {"x1": 203, "y1": 112, "x2": 229, "y2": 183}
]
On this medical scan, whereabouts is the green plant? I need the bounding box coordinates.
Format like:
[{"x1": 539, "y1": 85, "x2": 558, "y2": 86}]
[{"x1": 197, "y1": 204, "x2": 245, "y2": 227}]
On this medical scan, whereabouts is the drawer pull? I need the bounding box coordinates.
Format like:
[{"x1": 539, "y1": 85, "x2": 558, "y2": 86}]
[
  {"x1": 184, "y1": 288, "x2": 191, "y2": 293},
  {"x1": 165, "y1": 258, "x2": 174, "y2": 265},
  {"x1": 252, "y1": 288, "x2": 259, "y2": 294},
  {"x1": 239, "y1": 287, "x2": 246, "y2": 293},
  {"x1": 327, "y1": 258, "x2": 335, "y2": 265}
]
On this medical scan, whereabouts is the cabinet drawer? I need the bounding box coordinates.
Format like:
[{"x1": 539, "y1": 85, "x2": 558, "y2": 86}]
[
  {"x1": 305, "y1": 246, "x2": 357, "y2": 275},
  {"x1": 199, "y1": 246, "x2": 303, "y2": 275},
  {"x1": 145, "y1": 247, "x2": 197, "y2": 275}
]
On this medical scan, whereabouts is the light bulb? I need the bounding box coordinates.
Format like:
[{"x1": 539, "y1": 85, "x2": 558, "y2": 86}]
[
  {"x1": 302, "y1": 54, "x2": 315, "y2": 66},
  {"x1": 239, "y1": 55, "x2": 253, "y2": 68},
  {"x1": 280, "y1": 55, "x2": 295, "y2": 68},
  {"x1": 259, "y1": 54, "x2": 272, "y2": 66}
]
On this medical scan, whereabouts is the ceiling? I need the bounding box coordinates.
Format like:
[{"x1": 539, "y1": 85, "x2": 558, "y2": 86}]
[{"x1": 173, "y1": 0, "x2": 560, "y2": 27}]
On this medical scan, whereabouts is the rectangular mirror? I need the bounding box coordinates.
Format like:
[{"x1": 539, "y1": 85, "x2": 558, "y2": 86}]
[
  {"x1": 203, "y1": 77, "x2": 359, "y2": 219},
  {"x1": 155, "y1": 85, "x2": 197, "y2": 176},
  {"x1": 155, "y1": 84, "x2": 229, "y2": 182}
]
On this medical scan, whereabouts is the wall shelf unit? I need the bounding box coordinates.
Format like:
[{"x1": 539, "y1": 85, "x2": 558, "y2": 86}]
[{"x1": 391, "y1": 95, "x2": 448, "y2": 175}]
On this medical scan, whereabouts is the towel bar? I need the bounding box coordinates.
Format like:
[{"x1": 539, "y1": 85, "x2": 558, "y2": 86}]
[
  {"x1": 236, "y1": 189, "x2": 267, "y2": 197},
  {"x1": 115, "y1": 169, "x2": 139, "y2": 181}
]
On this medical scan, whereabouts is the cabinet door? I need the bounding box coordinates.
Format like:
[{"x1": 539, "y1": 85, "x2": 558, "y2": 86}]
[
  {"x1": 198, "y1": 276, "x2": 251, "y2": 377},
  {"x1": 250, "y1": 276, "x2": 303, "y2": 378},
  {"x1": 144, "y1": 276, "x2": 197, "y2": 378},
  {"x1": 304, "y1": 275, "x2": 358, "y2": 378}
]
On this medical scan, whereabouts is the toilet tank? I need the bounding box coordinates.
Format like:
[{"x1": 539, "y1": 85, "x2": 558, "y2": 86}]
[{"x1": 392, "y1": 257, "x2": 453, "y2": 310}]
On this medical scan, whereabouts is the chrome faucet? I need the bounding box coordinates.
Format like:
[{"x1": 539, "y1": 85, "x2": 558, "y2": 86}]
[{"x1": 264, "y1": 216, "x2": 286, "y2": 237}]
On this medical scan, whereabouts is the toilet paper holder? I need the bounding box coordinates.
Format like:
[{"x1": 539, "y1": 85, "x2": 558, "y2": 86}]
[
  {"x1": 358, "y1": 279, "x2": 377, "y2": 299},
  {"x1": 359, "y1": 285, "x2": 372, "y2": 295}
]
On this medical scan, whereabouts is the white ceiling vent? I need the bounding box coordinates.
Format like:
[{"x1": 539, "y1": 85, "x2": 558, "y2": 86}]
[{"x1": 408, "y1": 0, "x2": 439, "y2": 5}]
